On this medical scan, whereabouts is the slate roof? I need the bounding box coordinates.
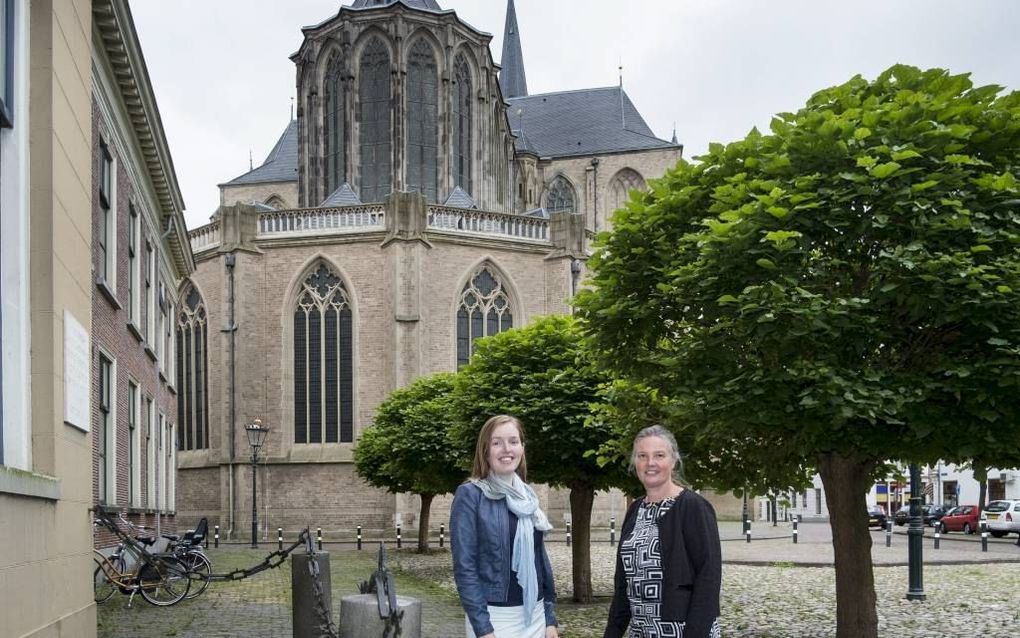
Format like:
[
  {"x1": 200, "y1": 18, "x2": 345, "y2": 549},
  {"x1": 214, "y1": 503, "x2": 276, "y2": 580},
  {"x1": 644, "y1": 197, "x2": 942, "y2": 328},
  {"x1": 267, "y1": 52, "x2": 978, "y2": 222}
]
[
  {"x1": 508, "y1": 87, "x2": 677, "y2": 158},
  {"x1": 444, "y1": 186, "x2": 477, "y2": 209},
  {"x1": 321, "y1": 183, "x2": 363, "y2": 207},
  {"x1": 348, "y1": 0, "x2": 443, "y2": 11},
  {"x1": 499, "y1": 0, "x2": 527, "y2": 98},
  {"x1": 224, "y1": 120, "x2": 298, "y2": 186}
]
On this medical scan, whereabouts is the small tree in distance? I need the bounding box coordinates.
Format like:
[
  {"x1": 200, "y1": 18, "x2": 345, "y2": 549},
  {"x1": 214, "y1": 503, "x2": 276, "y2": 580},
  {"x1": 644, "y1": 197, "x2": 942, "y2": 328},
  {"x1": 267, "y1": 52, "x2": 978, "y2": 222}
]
[{"x1": 354, "y1": 372, "x2": 464, "y2": 552}]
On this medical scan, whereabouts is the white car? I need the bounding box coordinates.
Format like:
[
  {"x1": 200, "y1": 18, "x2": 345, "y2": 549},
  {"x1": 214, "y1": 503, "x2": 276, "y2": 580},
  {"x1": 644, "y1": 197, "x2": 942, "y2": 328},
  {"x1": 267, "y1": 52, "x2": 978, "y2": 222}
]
[{"x1": 981, "y1": 499, "x2": 1020, "y2": 537}]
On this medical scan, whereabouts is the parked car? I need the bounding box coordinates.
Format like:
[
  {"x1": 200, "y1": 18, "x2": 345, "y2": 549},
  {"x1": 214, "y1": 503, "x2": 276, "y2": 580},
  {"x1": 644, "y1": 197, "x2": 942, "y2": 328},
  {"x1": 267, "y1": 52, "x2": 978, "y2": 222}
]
[
  {"x1": 893, "y1": 504, "x2": 947, "y2": 526},
  {"x1": 981, "y1": 499, "x2": 1020, "y2": 537},
  {"x1": 867, "y1": 505, "x2": 888, "y2": 528},
  {"x1": 939, "y1": 505, "x2": 979, "y2": 534}
]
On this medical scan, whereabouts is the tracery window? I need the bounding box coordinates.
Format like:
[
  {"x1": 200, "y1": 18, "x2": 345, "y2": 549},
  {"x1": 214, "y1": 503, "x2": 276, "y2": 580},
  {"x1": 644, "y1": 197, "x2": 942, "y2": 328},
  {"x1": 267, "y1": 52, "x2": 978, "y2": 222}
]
[
  {"x1": 324, "y1": 53, "x2": 346, "y2": 195},
  {"x1": 608, "y1": 168, "x2": 645, "y2": 214},
  {"x1": 176, "y1": 284, "x2": 208, "y2": 450},
  {"x1": 545, "y1": 176, "x2": 575, "y2": 214},
  {"x1": 359, "y1": 37, "x2": 391, "y2": 203},
  {"x1": 406, "y1": 39, "x2": 438, "y2": 202},
  {"x1": 451, "y1": 54, "x2": 472, "y2": 193},
  {"x1": 294, "y1": 264, "x2": 353, "y2": 444},
  {"x1": 456, "y1": 266, "x2": 513, "y2": 368}
]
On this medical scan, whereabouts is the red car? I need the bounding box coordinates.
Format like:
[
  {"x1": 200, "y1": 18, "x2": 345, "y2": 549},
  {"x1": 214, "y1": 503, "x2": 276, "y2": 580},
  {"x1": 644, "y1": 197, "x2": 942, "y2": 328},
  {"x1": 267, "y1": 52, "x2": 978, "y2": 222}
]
[{"x1": 939, "y1": 505, "x2": 980, "y2": 534}]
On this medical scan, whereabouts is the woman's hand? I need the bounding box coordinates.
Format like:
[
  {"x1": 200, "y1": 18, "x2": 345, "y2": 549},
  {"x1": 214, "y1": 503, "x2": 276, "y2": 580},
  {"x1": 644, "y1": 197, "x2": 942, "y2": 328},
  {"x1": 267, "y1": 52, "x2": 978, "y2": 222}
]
[{"x1": 546, "y1": 626, "x2": 559, "y2": 638}]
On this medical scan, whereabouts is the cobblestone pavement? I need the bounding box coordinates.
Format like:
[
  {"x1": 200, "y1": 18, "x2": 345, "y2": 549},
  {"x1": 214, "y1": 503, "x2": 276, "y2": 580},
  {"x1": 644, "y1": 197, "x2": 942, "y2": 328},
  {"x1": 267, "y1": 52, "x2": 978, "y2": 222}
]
[{"x1": 96, "y1": 523, "x2": 1020, "y2": 638}]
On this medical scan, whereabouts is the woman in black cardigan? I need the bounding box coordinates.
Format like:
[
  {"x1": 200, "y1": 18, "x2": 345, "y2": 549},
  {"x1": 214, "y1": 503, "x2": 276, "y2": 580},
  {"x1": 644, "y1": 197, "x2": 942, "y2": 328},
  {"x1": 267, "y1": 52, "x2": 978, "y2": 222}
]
[{"x1": 603, "y1": 426, "x2": 722, "y2": 638}]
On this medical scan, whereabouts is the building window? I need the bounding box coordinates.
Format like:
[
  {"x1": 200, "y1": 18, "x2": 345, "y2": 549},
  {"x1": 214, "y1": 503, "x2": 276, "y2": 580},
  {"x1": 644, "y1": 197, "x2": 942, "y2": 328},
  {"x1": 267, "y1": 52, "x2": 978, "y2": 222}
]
[
  {"x1": 0, "y1": 0, "x2": 13, "y2": 129},
  {"x1": 451, "y1": 54, "x2": 472, "y2": 194},
  {"x1": 545, "y1": 176, "x2": 575, "y2": 215},
  {"x1": 294, "y1": 263, "x2": 353, "y2": 444},
  {"x1": 144, "y1": 236, "x2": 154, "y2": 342},
  {"x1": 323, "y1": 53, "x2": 345, "y2": 196},
  {"x1": 456, "y1": 265, "x2": 513, "y2": 368},
  {"x1": 358, "y1": 37, "x2": 391, "y2": 203},
  {"x1": 128, "y1": 381, "x2": 139, "y2": 507},
  {"x1": 127, "y1": 205, "x2": 139, "y2": 324},
  {"x1": 166, "y1": 421, "x2": 175, "y2": 511},
  {"x1": 97, "y1": 354, "x2": 115, "y2": 504},
  {"x1": 608, "y1": 168, "x2": 645, "y2": 215},
  {"x1": 97, "y1": 140, "x2": 116, "y2": 287},
  {"x1": 145, "y1": 396, "x2": 154, "y2": 507},
  {"x1": 177, "y1": 284, "x2": 208, "y2": 450},
  {"x1": 406, "y1": 39, "x2": 437, "y2": 202},
  {"x1": 157, "y1": 413, "x2": 165, "y2": 510}
]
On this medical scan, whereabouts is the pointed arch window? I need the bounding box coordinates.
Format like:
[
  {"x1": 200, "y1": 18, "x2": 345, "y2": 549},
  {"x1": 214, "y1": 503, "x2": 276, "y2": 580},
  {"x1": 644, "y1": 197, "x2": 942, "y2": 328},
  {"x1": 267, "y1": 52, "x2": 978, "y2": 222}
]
[
  {"x1": 176, "y1": 284, "x2": 209, "y2": 450},
  {"x1": 452, "y1": 54, "x2": 473, "y2": 194},
  {"x1": 406, "y1": 39, "x2": 438, "y2": 202},
  {"x1": 545, "y1": 176, "x2": 576, "y2": 214},
  {"x1": 608, "y1": 168, "x2": 645, "y2": 214},
  {"x1": 294, "y1": 264, "x2": 354, "y2": 444},
  {"x1": 359, "y1": 37, "x2": 391, "y2": 203},
  {"x1": 324, "y1": 53, "x2": 346, "y2": 195},
  {"x1": 456, "y1": 266, "x2": 514, "y2": 368}
]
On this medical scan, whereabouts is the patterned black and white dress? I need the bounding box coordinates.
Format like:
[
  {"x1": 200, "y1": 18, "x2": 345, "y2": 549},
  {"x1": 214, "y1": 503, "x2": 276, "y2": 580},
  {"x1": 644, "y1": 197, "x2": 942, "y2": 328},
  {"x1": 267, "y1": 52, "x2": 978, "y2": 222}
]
[{"x1": 620, "y1": 497, "x2": 722, "y2": 638}]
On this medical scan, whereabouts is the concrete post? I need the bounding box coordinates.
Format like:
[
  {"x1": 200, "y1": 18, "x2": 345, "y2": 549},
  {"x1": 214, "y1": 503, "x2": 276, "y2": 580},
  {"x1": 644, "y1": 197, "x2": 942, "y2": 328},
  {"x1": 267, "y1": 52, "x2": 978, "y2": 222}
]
[
  {"x1": 339, "y1": 594, "x2": 421, "y2": 638},
  {"x1": 292, "y1": 552, "x2": 333, "y2": 638}
]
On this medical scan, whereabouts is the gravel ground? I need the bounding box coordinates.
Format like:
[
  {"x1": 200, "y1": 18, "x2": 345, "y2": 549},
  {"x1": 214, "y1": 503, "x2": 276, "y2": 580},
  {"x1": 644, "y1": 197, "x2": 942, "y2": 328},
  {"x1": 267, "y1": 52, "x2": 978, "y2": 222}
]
[{"x1": 394, "y1": 543, "x2": 1020, "y2": 638}]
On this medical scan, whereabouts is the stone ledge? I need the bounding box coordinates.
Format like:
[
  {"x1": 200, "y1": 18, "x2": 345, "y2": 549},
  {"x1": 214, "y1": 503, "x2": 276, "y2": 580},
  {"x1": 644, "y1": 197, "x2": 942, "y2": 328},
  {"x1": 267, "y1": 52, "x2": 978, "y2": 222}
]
[{"x1": 0, "y1": 466, "x2": 61, "y2": 500}]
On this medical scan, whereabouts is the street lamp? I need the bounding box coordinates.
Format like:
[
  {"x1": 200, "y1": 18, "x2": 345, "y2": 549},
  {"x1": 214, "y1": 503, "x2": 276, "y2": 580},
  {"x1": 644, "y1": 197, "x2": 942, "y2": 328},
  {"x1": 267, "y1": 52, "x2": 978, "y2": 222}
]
[{"x1": 245, "y1": 418, "x2": 269, "y2": 549}]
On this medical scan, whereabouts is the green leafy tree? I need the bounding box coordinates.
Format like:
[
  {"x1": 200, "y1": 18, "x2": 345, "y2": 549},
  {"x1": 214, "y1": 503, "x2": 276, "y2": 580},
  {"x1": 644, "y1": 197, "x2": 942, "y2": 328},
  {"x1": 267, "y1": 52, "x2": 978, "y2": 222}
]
[
  {"x1": 576, "y1": 65, "x2": 1020, "y2": 638},
  {"x1": 452, "y1": 315, "x2": 628, "y2": 602},
  {"x1": 354, "y1": 372, "x2": 464, "y2": 552}
]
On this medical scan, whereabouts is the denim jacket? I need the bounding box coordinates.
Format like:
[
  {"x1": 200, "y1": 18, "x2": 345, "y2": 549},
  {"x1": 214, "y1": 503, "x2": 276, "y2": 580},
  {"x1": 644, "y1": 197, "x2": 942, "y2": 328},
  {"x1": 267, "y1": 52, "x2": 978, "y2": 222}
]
[{"x1": 451, "y1": 482, "x2": 557, "y2": 636}]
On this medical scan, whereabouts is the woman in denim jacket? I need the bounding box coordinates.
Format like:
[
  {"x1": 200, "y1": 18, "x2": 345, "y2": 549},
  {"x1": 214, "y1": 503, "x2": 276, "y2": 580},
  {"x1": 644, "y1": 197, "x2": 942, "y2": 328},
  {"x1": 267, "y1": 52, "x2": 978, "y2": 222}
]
[{"x1": 452, "y1": 415, "x2": 559, "y2": 638}]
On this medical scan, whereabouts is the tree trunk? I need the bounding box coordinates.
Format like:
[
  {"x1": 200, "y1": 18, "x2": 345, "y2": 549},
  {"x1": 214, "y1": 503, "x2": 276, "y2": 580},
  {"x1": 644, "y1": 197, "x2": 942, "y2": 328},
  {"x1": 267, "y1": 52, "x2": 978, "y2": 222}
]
[
  {"x1": 818, "y1": 453, "x2": 878, "y2": 638},
  {"x1": 974, "y1": 465, "x2": 988, "y2": 513},
  {"x1": 568, "y1": 485, "x2": 595, "y2": 603},
  {"x1": 417, "y1": 493, "x2": 434, "y2": 553}
]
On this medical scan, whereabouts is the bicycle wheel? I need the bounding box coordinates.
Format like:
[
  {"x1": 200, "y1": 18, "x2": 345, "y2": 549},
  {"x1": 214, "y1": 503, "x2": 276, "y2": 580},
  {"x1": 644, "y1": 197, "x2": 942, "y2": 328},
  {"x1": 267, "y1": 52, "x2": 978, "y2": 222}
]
[
  {"x1": 94, "y1": 555, "x2": 125, "y2": 604},
  {"x1": 137, "y1": 555, "x2": 191, "y2": 606},
  {"x1": 179, "y1": 550, "x2": 212, "y2": 599}
]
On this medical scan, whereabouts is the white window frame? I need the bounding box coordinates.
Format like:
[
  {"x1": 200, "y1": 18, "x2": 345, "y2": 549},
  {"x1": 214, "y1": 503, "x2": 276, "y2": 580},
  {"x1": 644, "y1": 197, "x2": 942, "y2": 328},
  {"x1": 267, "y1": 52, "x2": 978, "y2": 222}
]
[
  {"x1": 97, "y1": 140, "x2": 117, "y2": 291},
  {"x1": 157, "y1": 411, "x2": 165, "y2": 511},
  {"x1": 166, "y1": 421, "x2": 175, "y2": 511},
  {"x1": 127, "y1": 204, "x2": 140, "y2": 327},
  {"x1": 145, "y1": 395, "x2": 155, "y2": 507},
  {"x1": 128, "y1": 380, "x2": 140, "y2": 507},
  {"x1": 97, "y1": 352, "x2": 117, "y2": 504},
  {"x1": 0, "y1": 0, "x2": 29, "y2": 472},
  {"x1": 145, "y1": 239, "x2": 155, "y2": 347}
]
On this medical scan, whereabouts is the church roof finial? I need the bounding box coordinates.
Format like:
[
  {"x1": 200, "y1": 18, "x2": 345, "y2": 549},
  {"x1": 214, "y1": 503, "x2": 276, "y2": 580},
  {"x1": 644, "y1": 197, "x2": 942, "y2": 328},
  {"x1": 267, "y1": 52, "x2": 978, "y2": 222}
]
[{"x1": 499, "y1": 0, "x2": 528, "y2": 98}]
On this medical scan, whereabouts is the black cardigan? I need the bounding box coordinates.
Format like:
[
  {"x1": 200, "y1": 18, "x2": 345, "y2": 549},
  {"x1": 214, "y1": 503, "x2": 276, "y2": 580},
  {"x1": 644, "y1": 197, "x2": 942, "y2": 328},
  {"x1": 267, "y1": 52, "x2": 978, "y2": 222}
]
[{"x1": 603, "y1": 489, "x2": 722, "y2": 638}]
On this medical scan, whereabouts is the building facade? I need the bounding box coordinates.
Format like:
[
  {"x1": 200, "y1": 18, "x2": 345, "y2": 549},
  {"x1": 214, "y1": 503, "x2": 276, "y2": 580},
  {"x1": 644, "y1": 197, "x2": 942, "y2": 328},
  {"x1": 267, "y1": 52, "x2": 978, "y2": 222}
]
[
  {"x1": 91, "y1": 0, "x2": 194, "y2": 543},
  {"x1": 178, "y1": 0, "x2": 689, "y2": 539},
  {"x1": 1, "y1": 0, "x2": 97, "y2": 635}
]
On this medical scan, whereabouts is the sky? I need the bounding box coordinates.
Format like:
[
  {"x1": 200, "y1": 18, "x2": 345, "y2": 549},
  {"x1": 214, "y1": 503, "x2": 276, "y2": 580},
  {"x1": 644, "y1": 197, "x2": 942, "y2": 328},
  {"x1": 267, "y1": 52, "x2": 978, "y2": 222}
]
[{"x1": 130, "y1": 0, "x2": 1020, "y2": 230}]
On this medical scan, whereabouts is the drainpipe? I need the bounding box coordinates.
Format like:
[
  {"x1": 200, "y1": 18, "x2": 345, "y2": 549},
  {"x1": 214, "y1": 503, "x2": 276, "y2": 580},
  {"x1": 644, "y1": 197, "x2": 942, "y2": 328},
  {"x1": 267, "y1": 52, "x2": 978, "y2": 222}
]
[
  {"x1": 224, "y1": 252, "x2": 238, "y2": 539},
  {"x1": 590, "y1": 157, "x2": 600, "y2": 232}
]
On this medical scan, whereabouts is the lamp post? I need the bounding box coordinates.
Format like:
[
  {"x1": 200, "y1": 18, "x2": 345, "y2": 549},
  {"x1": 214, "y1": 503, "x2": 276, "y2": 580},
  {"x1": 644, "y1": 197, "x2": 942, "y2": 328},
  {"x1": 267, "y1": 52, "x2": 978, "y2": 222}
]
[
  {"x1": 906, "y1": 462, "x2": 926, "y2": 601},
  {"x1": 245, "y1": 418, "x2": 269, "y2": 549}
]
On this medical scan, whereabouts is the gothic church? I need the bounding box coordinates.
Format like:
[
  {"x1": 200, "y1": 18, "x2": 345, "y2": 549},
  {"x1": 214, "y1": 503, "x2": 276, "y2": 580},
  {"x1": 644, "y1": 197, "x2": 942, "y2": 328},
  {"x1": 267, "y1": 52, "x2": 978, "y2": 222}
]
[{"x1": 178, "y1": 0, "x2": 683, "y2": 537}]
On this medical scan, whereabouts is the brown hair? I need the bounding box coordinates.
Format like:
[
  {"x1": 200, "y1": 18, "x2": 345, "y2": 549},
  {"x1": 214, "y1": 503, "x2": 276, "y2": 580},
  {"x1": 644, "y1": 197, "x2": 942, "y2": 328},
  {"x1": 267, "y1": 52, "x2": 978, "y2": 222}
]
[{"x1": 470, "y1": 414, "x2": 528, "y2": 480}]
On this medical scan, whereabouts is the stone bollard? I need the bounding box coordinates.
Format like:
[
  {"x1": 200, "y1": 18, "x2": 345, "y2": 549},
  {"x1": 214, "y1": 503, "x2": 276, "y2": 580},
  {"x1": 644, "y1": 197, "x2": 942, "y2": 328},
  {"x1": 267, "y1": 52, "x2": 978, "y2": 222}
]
[
  {"x1": 339, "y1": 594, "x2": 421, "y2": 638},
  {"x1": 292, "y1": 552, "x2": 333, "y2": 638}
]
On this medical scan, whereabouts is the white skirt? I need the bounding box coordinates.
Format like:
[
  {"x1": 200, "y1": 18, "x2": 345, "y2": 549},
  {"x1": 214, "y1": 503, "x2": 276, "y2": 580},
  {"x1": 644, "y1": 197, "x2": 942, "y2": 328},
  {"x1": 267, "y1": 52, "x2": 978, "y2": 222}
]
[{"x1": 465, "y1": 599, "x2": 546, "y2": 638}]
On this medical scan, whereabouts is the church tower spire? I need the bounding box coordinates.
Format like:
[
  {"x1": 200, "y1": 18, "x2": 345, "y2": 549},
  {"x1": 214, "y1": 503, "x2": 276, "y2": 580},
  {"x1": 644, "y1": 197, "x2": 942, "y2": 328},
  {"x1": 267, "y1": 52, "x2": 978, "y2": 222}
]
[{"x1": 499, "y1": 0, "x2": 528, "y2": 98}]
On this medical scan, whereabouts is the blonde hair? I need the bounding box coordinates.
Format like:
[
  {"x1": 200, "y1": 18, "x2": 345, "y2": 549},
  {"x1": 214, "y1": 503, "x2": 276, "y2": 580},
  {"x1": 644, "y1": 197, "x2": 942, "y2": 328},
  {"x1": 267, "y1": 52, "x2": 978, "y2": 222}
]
[
  {"x1": 470, "y1": 415, "x2": 528, "y2": 480},
  {"x1": 629, "y1": 425, "x2": 684, "y2": 483}
]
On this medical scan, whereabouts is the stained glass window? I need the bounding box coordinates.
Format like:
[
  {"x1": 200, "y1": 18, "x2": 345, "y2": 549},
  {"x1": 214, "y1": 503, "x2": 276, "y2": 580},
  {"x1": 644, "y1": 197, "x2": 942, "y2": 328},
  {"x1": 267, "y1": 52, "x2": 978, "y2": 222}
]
[
  {"x1": 457, "y1": 265, "x2": 514, "y2": 368},
  {"x1": 359, "y1": 38, "x2": 391, "y2": 203},
  {"x1": 294, "y1": 264, "x2": 354, "y2": 443},
  {"x1": 452, "y1": 54, "x2": 473, "y2": 194},
  {"x1": 545, "y1": 176, "x2": 575, "y2": 215},
  {"x1": 406, "y1": 39, "x2": 438, "y2": 202},
  {"x1": 324, "y1": 53, "x2": 346, "y2": 195}
]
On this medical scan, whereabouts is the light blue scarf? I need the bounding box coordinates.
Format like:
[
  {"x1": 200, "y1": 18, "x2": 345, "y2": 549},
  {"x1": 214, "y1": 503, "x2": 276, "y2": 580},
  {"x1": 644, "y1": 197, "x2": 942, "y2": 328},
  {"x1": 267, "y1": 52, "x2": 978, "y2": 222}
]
[{"x1": 471, "y1": 473, "x2": 553, "y2": 622}]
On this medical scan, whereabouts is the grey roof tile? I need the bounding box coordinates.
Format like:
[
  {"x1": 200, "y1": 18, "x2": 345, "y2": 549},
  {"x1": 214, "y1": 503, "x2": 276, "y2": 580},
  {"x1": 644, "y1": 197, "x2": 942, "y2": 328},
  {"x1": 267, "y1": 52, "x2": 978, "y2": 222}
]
[
  {"x1": 321, "y1": 183, "x2": 363, "y2": 207},
  {"x1": 349, "y1": 0, "x2": 443, "y2": 11},
  {"x1": 444, "y1": 186, "x2": 477, "y2": 209},
  {"x1": 499, "y1": 0, "x2": 527, "y2": 98},
  {"x1": 508, "y1": 87, "x2": 677, "y2": 158},
  {"x1": 225, "y1": 120, "x2": 299, "y2": 186}
]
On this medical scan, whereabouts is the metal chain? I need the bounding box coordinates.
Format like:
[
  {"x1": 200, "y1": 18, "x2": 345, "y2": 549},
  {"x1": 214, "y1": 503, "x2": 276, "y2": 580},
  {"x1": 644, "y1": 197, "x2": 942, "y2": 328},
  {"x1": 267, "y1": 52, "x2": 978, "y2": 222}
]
[
  {"x1": 306, "y1": 554, "x2": 340, "y2": 638},
  {"x1": 201, "y1": 530, "x2": 310, "y2": 582}
]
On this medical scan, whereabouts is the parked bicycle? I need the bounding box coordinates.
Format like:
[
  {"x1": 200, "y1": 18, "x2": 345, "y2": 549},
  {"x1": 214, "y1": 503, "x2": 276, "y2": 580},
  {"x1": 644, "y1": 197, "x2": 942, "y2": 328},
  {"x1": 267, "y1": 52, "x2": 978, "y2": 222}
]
[
  {"x1": 93, "y1": 511, "x2": 191, "y2": 606},
  {"x1": 111, "y1": 513, "x2": 213, "y2": 600}
]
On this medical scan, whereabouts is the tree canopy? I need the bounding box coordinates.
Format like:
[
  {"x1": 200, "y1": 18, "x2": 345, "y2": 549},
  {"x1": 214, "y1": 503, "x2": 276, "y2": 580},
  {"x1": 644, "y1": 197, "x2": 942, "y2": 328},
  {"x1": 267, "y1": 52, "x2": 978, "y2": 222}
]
[
  {"x1": 576, "y1": 65, "x2": 1020, "y2": 638},
  {"x1": 354, "y1": 372, "x2": 463, "y2": 551}
]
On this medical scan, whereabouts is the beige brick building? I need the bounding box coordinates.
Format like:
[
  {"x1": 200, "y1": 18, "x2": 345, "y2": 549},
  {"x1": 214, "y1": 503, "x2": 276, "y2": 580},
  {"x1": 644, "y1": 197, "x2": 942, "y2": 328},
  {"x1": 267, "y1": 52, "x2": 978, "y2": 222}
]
[{"x1": 177, "y1": 0, "x2": 687, "y2": 541}]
